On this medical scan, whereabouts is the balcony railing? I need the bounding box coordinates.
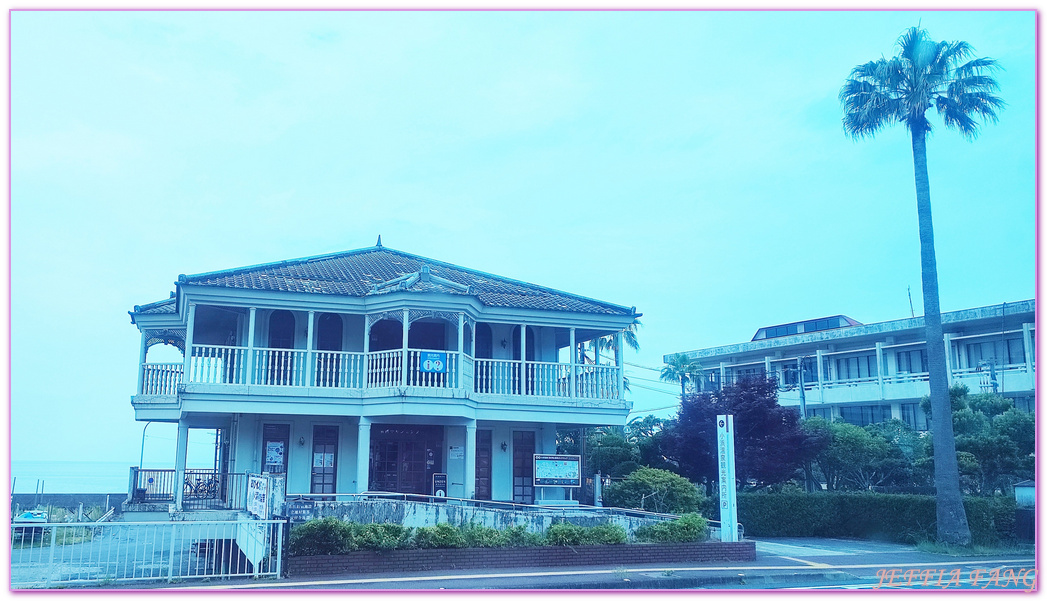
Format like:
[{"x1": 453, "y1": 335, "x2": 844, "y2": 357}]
[{"x1": 138, "y1": 346, "x2": 623, "y2": 402}]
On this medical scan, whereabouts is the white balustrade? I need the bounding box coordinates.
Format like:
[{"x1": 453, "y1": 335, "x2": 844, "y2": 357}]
[
  {"x1": 140, "y1": 363, "x2": 183, "y2": 395},
  {"x1": 253, "y1": 348, "x2": 309, "y2": 386},
  {"x1": 405, "y1": 350, "x2": 458, "y2": 388},
  {"x1": 576, "y1": 364, "x2": 620, "y2": 400},
  {"x1": 314, "y1": 351, "x2": 366, "y2": 388},
  {"x1": 181, "y1": 344, "x2": 623, "y2": 401},
  {"x1": 473, "y1": 359, "x2": 520, "y2": 395},
  {"x1": 187, "y1": 345, "x2": 246, "y2": 384},
  {"x1": 367, "y1": 349, "x2": 403, "y2": 388},
  {"x1": 526, "y1": 361, "x2": 572, "y2": 398}
]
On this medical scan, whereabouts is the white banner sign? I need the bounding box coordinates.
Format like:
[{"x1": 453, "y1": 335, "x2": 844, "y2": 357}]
[
  {"x1": 247, "y1": 474, "x2": 270, "y2": 519},
  {"x1": 716, "y1": 414, "x2": 739, "y2": 542}
]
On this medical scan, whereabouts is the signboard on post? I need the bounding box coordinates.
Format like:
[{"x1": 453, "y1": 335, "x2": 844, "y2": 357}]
[
  {"x1": 716, "y1": 415, "x2": 739, "y2": 542},
  {"x1": 432, "y1": 473, "x2": 448, "y2": 497},
  {"x1": 419, "y1": 352, "x2": 448, "y2": 373},
  {"x1": 533, "y1": 454, "x2": 581, "y2": 487},
  {"x1": 287, "y1": 499, "x2": 315, "y2": 523},
  {"x1": 246, "y1": 473, "x2": 270, "y2": 519}
]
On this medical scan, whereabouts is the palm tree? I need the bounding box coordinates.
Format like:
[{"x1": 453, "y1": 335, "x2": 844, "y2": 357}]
[
  {"x1": 840, "y1": 26, "x2": 1002, "y2": 546},
  {"x1": 660, "y1": 353, "x2": 702, "y2": 397}
]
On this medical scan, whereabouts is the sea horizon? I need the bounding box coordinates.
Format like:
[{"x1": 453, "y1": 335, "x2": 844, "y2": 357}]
[{"x1": 10, "y1": 460, "x2": 174, "y2": 494}]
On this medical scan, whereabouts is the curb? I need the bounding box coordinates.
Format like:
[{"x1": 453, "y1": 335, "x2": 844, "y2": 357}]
[{"x1": 498, "y1": 570, "x2": 857, "y2": 590}]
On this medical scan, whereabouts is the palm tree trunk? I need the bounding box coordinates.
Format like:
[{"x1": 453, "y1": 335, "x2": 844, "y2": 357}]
[{"x1": 911, "y1": 126, "x2": 971, "y2": 545}]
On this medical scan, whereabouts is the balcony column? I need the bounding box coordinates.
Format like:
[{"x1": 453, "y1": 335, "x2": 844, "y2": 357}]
[
  {"x1": 875, "y1": 343, "x2": 885, "y2": 399},
  {"x1": 173, "y1": 422, "x2": 189, "y2": 511},
  {"x1": 401, "y1": 309, "x2": 410, "y2": 387},
  {"x1": 464, "y1": 420, "x2": 477, "y2": 499},
  {"x1": 520, "y1": 324, "x2": 527, "y2": 394},
  {"x1": 183, "y1": 303, "x2": 196, "y2": 383},
  {"x1": 942, "y1": 333, "x2": 954, "y2": 385},
  {"x1": 245, "y1": 308, "x2": 256, "y2": 385},
  {"x1": 815, "y1": 350, "x2": 825, "y2": 403},
  {"x1": 457, "y1": 313, "x2": 465, "y2": 388},
  {"x1": 719, "y1": 362, "x2": 726, "y2": 391},
  {"x1": 1022, "y1": 323, "x2": 1033, "y2": 373},
  {"x1": 137, "y1": 333, "x2": 149, "y2": 394},
  {"x1": 306, "y1": 311, "x2": 316, "y2": 387},
  {"x1": 764, "y1": 357, "x2": 772, "y2": 381},
  {"x1": 615, "y1": 331, "x2": 624, "y2": 398},
  {"x1": 569, "y1": 328, "x2": 577, "y2": 398},
  {"x1": 356, "y1": 417, "x2": 370, "y2": 493}
]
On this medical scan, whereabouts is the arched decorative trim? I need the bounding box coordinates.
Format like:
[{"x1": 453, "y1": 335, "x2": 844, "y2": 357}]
[
  {"x1": 367, "y1": 311, "x2": 403, "y2": 327},
  {"x1": 408, "y1": 309, "x2": 460, "y2": 326},
  {"x1": 144, "y1": 330, "x2": 186, "y2": 353}
]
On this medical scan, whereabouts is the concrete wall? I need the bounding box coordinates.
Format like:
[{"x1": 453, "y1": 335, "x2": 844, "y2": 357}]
[{"x1": 309, "y1": 498, "x2": 670, "y2": 537}]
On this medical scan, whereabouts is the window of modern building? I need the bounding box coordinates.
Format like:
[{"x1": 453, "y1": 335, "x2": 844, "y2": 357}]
[
  {"x1": 965, "y1": 338, "x2": 1026, "y2": 368},
  {"x1": 807, "y1": 407, "x2": 833, "y2": 421},
  {"x1": 1014, "y1": 396, "x2": 1035, "y2": 413},
  {"x1": 896, "y1": 349, "x2": 928, "y2": 374},
  {"x1": 839, "y1": 404, "x2": 891, "y2": 427},
  {"x1": 834, "y1": 354, "x2": 877, "y2": 381},
  {"x1": 900, "y1": 403, "x2": 928, "y2": 431}
]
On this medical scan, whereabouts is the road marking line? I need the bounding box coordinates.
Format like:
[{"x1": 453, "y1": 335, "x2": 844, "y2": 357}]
[
  {"x1": 778, "y1": 556, "x2": 833, "y2": 568},
  {"x1": 177, "y1": 558, "x2": 1036, "y2": 589}
]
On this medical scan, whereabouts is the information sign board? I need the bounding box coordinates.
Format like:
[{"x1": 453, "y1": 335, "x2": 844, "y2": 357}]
[
  {"x1": 432, "y1": 473, "x2": 448, "y2": 497},
  {"x1": 716, "y1": 415, "x2": 739, "y2": 542},
  {"x1": 247, "y1": 474, "x2": 270, "y2": 519},
  {"x1": 419, "y1": 352, "x2": 448, "y2": 373},
  {"x1": 533, "y1": 454, "x2": 581, "y2": 487},
  {"x1": 287, "y1": 499, "x2": 315, "y2": 523}
]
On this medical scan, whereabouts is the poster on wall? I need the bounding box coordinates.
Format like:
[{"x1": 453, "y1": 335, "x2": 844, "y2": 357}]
[
  {"x1": 265, "y1": 442, "x2": 284, "y2": 468},
  {"x1": 533, "y1": 454, "x2": 581, "y2": 487}
]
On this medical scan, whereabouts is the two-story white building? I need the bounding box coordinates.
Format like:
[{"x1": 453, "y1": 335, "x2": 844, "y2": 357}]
[
  {"x1": 128, "y1": 243, "x2": 637, "y2": 511},
  {"x1": 666, "y1": 300, "x2": 1035, "y2": 430}
]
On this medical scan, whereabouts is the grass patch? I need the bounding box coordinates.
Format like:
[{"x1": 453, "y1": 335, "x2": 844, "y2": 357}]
[{"x1": 916, "y1": 540, "x2": 1035, "y2": 556}]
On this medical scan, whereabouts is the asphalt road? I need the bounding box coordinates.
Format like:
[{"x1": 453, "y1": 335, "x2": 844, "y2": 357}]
[{"x1": 162, "y1": 537, "x2": 1036, "y2": 592}]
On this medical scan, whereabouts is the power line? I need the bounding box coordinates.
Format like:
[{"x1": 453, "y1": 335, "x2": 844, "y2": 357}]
[
  {"x1": 630, "y1": 404, "x2": 681, "y2": 415},
  {"x1": 626, "y1": 374, "x2": 678, "y2": 386},
  {"x1": 628, "y1": 382, "x2": 685, "y2": 397},
  {"x1": 625, "y1": 361, "x2": 664, "y2": 371}
]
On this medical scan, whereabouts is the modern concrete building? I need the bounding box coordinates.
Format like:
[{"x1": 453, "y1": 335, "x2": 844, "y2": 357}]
[
  {"x1": 126, "y1": 243, "x2": 637, "y2": 511},
  {"x1": 666, "y1": 300, "x2": 1035, "y2": 430}
]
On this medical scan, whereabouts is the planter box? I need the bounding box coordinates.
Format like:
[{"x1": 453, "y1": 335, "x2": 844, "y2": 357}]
[{"x1": 287, "y1": 541, "x2": 756, "y2": 577}]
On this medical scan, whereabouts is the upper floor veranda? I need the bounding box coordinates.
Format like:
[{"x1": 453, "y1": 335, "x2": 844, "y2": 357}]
[{"x1": 130, "y1": 246, "x2": 640, "y2": 423}]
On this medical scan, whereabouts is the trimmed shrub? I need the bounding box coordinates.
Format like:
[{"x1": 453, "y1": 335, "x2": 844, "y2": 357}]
[
  {"x1": 414, "y1": 523, "x2": 467, "y2": 549},
  {"x1": 500, "y1": 525, "x2": 544, "y2": 547},
  {"x1": 545, "y1": 522, "x2": 627, "y2": 546},
  {"x1": 352, "y1": 523, "x2": 414, "y2": 551},
  {"x1": 736, "y1": 492, "x2": 1015, "y2": 545},
  {"x1": 603, "y1": 467, "x2": 703, "y2": 514},
  {"x1": 635, "y1": 513, "x2": 709, "y2": 543},
  {"x1": 289, "y1": 517, "x2": 356, "y2": 556},
  {"x1": 461, "y1": 524, "x2": 506, "y2": 548}
]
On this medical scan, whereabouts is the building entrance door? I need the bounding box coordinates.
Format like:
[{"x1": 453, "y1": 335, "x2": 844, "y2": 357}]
[
  {"x1": 369, "y1": 425, "x2": 443, "y2": 495},
  {"x1": 310, "y1": 425, "x2": 338, "y2": 496},
  {"x1": 512, "y1": 431, "x2": 535, "y2": 504}
]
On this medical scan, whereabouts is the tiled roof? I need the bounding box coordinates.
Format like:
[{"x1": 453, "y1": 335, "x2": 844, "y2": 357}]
[
  {"x1": 178, "y1": 246, "x2": 636, "y2": 316},
  {"x1": 134, "y1": 298, "x2": 177, "y2": 314}
]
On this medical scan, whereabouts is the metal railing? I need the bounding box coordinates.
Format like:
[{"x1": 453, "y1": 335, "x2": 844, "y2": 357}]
[
  {"x1": 127, "y1": 468, "x2": 247, "y2": 510},
  {"x1": 10, "y1": 520, "x2": 284, "y2": 588}
]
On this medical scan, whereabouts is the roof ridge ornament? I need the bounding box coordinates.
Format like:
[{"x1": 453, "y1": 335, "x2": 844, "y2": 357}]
[{"x1": 376, "y1": 235, "x2": 382, "y2": 248}]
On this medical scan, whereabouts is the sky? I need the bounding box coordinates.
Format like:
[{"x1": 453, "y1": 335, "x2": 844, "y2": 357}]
[{"x1": 8, "y1": 10, "x2": 1036, "y2": 478}]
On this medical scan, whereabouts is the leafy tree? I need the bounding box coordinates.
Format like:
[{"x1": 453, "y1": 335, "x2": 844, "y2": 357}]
[
  {"x1": 587, "y1": 433, "x2": 640, "y2": 476},
  {"x1": 660, "y1": 353, "x2": 702, "y2": 396},
  {"x1": 841, "y1": 26, "x2": 1002, "y2": 545},
  {"x1": 806, "y1": 418, "x2": 911, "y2": 491},
  {"x1": 602, "y1": 467, "x2": 703, "y2": 514},
  {"x1": 661, "y1": 377, "x2": 820, "y2": 490},
  {"x1": 992, "y1": 409, "x2": 1034, "y2": 456}
]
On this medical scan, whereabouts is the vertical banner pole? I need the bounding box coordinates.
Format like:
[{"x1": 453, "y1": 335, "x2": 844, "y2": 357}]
[{"x1": 716, "y1": 414, "x2": 739, "y2": 542}]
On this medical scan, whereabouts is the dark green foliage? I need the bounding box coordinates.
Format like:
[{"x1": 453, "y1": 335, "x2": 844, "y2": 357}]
[
  {"x1": 461, "y1": 524, "x2": 506, "y2": 548},
  {"x1": 603, "y1": 467, "x2": 703, "y2": 514},
  {"x1": 352, "y1": 523, "x2": 414, "y2": 551},
  {"x1": 414, "y1": 523, "x2": 466, "y2": 549},
  {"x1": 500, "y1": 525, "x2": 544, "y2": 547},
  {"x1": 288, "y1": 517, "x2": 357, "y2": 556},
  {"x1": 588, "y1": 434, "x2": 641, "y2": 475},
  {"x1": 545, "y1": 522, "x2": 626, "y2": 546},
  {"x1": 736, "y1": 493, "x2": 1015, "y2": 545},
  {"x1": 635, "y1": 513, "x2": 708, "y2": 543}
]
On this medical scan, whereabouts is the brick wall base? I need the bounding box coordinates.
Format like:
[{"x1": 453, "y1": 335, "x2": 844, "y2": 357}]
[{"x1": 287, "y1": 541, "x2": 756, "y2": 577}]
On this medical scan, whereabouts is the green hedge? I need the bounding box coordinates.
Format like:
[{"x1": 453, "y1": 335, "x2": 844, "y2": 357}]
[
  {"x1": 635, "y1": 513, "x2": 709, "y2": 543},
  {"x1": 289, "y1": 519, "x2": 631, "y2": 556},
  {"x1": 733, "y1": 492, "x2": 1015, "y2": 545}
]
